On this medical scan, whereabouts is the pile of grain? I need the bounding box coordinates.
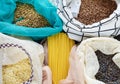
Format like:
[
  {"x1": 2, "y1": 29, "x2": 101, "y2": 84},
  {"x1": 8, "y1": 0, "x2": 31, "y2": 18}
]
[
  {"x1": 77, "y1": 0, "x2": 117, "y2": 25},
  {"x1": 14, "y1": 3, "x2": 50, "y2": 28},
  {"x1": 2, "y1": 58, "x2": 31, "y2": 84},
  {"x1": 95, "y1": 50, "x2": 120, "y2": 84}
]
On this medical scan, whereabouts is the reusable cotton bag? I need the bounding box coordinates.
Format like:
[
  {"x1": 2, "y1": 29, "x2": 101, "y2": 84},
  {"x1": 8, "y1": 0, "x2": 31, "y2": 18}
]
[
  {"x1": 0, "y1": 33, "x2": 44, "y2": 84},
  {"x1": 75, "y1": 37, "x2": 120, "y2": 84},
  {"x1": 58, "y1": 0, "x2": 120, "y2": 41},
  {"x1": 0, "y1": 0, "x2": 63, "y2": 40}
]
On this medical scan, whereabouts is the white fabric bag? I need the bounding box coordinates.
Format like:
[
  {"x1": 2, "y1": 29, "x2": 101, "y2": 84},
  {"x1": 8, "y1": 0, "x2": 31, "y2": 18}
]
[
  {"x1": 76, "y1": 37, "x2": 120, "y2": 84},
  {"x1": 0, "y1": 33, "x2": 44, "y2": 84},
  {"x1": 58, "y1": 0, "x2": 120, "y2": 42},
  {"x1": 49, "y1": 0, "x2": 81, "y2": 17}
]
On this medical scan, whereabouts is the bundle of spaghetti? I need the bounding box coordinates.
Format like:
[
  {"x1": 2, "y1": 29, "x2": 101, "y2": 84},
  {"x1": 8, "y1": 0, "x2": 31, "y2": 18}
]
[{"x1": 48, "y1": 33, "x2": 75, "y2": 84}]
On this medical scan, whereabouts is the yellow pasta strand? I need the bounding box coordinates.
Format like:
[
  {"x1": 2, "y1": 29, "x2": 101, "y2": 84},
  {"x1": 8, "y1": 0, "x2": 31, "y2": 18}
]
[{"x1": 48, "y1": 33, "x2": 75, "y2": 84}]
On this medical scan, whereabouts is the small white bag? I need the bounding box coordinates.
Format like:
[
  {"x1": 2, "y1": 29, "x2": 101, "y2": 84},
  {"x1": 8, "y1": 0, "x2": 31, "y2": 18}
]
[
  {"x1": 58, "y1": 0, "x2": 120, "y2": 42},
  {"x1": 76, "y1": 37, "x2": 120, "y2": 84},
  {"x1": 0, "y1": 33, "x2": 44, "y2": 84}
]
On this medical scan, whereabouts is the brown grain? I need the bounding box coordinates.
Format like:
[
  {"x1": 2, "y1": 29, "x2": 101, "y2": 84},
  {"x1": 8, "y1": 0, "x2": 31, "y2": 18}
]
[{"x1": 77, "y1": 0, "x2": 117, "y2": 25}]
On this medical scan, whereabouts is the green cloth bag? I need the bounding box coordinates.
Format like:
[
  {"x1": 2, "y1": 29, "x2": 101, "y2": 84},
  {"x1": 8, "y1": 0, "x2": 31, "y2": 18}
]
[{"x1": 0, "y1": 0, "x2": 63, "y2": 40}]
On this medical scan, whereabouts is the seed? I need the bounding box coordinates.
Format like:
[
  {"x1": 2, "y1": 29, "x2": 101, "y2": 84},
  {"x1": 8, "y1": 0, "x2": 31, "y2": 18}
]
[
  {"x1": 95, "y1": 50, "x2": 120, "y2": 83},
  {"x1": 76, "y1": 0, "x2": 117, "y2": 25},
  {"x1": 2, "y1": 59, "x2": 31, "y2": 84},
  {"x1": 14, "y1": 2, "x2": 51, "y2": 28}
]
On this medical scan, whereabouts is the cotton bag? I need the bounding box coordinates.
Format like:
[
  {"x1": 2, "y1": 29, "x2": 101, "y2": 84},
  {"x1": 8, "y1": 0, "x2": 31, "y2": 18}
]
[
  {"x1": 0, "y1": 33, "x2": 44, "y2": 84},
  {"x1": 0, "y1": 0, "x2": 63, "y2": 40},
  {"x1": 58, "y1": 0, "x2": 120, "y2": 41},
  {"x1": 76, "y1": 37, "x2": 120, "y2": 84}
]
